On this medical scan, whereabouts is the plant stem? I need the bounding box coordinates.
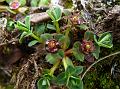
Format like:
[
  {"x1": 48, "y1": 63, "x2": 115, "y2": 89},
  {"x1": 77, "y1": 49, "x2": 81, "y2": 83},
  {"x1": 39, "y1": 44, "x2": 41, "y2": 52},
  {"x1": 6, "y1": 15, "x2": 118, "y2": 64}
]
[
  {"x1": 6, "y1": 7, "x2": 16, "y2": 14},
  {"x1": 65, "y1": 49, "x2": 73, "y2": 56},
  {"x1": 62, "y1": 56, "x2": 67, "y2": 70},
  {"x1": 54, "y1": 21, "x2": 60, "y2": 33},
  {"x1": 63, "y1": 28, "x2": 70, "y2": 50},
  {"x1": 49, "y1": 59, "x2": 61, "y2": 76},
  {"x1": 31, "y1": 33, "x2": 42, "y2": 43},
  {"x1": 81, "y1": 51, "x2": 120, "y2": 80},
  {"x1": 66, "y1": 75, "x2": 70, "y2": 86}
]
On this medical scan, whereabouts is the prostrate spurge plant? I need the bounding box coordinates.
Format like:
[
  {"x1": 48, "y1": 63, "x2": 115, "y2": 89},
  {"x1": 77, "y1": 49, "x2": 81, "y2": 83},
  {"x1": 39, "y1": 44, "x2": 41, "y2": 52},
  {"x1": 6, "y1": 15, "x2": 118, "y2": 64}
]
[{"x1": 14, "y1": 6, "x2": 113, "y2": 89}]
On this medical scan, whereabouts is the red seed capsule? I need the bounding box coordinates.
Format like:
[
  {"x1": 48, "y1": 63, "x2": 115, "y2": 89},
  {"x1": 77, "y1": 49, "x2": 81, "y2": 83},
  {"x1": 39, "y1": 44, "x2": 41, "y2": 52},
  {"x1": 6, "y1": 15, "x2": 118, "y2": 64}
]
[
  {"x1": 45, "y1": 39, "x2": 60, "y2": 53},
  {"x1": 81, "y1": 40, "x2": 95, "y2": 54}
]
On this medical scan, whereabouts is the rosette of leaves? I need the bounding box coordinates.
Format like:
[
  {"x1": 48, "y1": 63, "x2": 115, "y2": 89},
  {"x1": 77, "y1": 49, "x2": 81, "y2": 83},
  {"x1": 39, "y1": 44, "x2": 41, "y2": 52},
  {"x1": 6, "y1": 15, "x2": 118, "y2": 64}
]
[
  {"x1": 15, "y1": 16, "x2": 42, "y2": 46},
  {"x1": 56, "y1": 66, "x2": 83, "y2": 89},
  {"x1": 93, "y1": 32, "x2": 113, "y2": 59},
  {"x1": 37, "y1": 66, "x2": 83, "y2": 89},
  {"x1": 37, "y1": 70, "x2": 53, "y2": 89},
  {"x1": 83, "y1": 31, "x2": 113, "y2": 60},
  {"x1": 46, "y1": 6, "x2": 62, "y2": 33},
  {"x1": 72, "y1": 31, "x2": 113, "y2": 62}
]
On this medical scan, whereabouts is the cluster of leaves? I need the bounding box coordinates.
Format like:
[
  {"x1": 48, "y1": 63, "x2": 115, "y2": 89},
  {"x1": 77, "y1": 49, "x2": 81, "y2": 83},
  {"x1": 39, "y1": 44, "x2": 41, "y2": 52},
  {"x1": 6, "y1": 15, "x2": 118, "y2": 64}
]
[
  {"x1": 14, "y1": 6, "x2": 113, "y2": 89},
  {"x1": 14, "y1": 16, "x2": 40, "y2": 47}
]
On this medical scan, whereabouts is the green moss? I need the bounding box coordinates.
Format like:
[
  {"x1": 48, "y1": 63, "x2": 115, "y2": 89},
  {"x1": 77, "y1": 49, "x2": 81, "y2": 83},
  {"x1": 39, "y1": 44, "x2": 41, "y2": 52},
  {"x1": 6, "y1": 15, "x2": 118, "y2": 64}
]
[{"x1": 84, "y1": 63, "x2": 120, "y2": 89}]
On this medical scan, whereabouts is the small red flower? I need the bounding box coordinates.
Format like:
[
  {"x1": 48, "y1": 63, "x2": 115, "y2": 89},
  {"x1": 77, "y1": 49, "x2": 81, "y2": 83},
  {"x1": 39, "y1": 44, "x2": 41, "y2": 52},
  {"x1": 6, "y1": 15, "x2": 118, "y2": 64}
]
[
  {"x1": 45, "y1": 39, "x2": 60, "y2": 53},
  {"x1": 9, "y1": 0, "x2": 20, "y2": 10},
  {"x1": 81, "y1": 40, "x2": 95, "y2": 54}
]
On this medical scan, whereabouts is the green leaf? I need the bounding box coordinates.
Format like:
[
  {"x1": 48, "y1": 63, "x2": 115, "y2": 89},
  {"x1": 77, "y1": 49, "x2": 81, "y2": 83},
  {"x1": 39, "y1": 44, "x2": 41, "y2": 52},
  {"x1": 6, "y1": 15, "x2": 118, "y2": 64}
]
[
  {"x1": 78, "y1": 24, "x2": 88, "y2": 30},
  {"x1": 15, "y1": 21, "x2": 29, "y2": 32},
  {"x1": 47, "y1": 24, "x2": 56, "y2": 30},
  {"x1": 84, "y1": 31, "x2": 94, "y2": 41},
  {"x1": 74, "y1": 66, "x2": 83, "y2": 75},
  {"x1": 94, "y1": 35, "x2": 98, "y2": 43},
  {"x1": 94, "y1": 32, "x2": 113, "y2": 48},
  {"x1": 43, "y1": 74, "x2": 53, "y2": 81},
  {"x1": 37, "y1": 73, "x2": 53, "y2": 89},
  {"x1": 28, "y1": 40, "x2": 39, "y2": 47},
  {"x1": 31, "y1": 0, "x2": 39, "y2": 6},
  {"x1": 38, "y1": 0, "x2": 49, "y2": 6},
  {"x1": 17, "y1": 21, "x2": 26, "y2": 27},
  {"x1": 37, "y1": 78, "x2": 50, "y2": 89},
  {"x1": 73, "y1": 41, "x2": 81, "y2": 48},
  {"x1": 66, "y1": 66, "x2": 83, "y2": 76},
  {"x1": 46, "y1": 7, "x2": 62, "y2": 22},
  {"x1": 46, "y1": 9, "x2": 56, "y2": 21},
  {"x1": 59, "y1": 36, "x2": 70, "y2": 49},
  {"x1": 53, "y1": 6, "x2": 62, "y2": 21},
  {"x1": 92, "y1": 43, "x2": 100, "y2": 59},
  {"x1": 66, "y1": 66, "x2": 76, "y2": 75},
  {"x1": 19, "y1": 0, "x2": 26, "y2": 6},
  {"x1": 19, "y1": 31, "x2": 32, "y2": 44},
  {"x1": 15, "y1": 24, "x2": 28, "y2": 32},
  {"x1": 68, "y1": 76, "x2": 83, "y2": 89},
  {"x1": 56, "y1": 66, "x2": 84, "y2": 89},
  {"x1": 54, "y1": 34, "x2": 64, "y2": 40},
  {"x1": 8, "y1": 21, "x2": 14, "y2": 27},
  {"x1": 35, "y1": 24, "x2": 45, "y2": 35},
  {"x1": 56, "y1": 72, "x2": 67, "y2": 85},
  {"x1": 25, "y1": 16, "x2": 30, "y2": 30},
  {"x1": 62, "y1": 57, "x2": 74, "y2": 70},
  {"x1": 72, "y1": 43, "x2": 85, "y2": 62},
  {"x1": 37, "y1": 74, "x2": 52, "y2": 89},
  {"x1": 72, "y1": 47, "x2": 85, "y2": 62},
  {"x1": 45, "y1": 53, "x2": 61, "y2": 64},
  {"x1": 19, "y1": 31, "x2": 27, "y2": 43},
  {"x1": 7, "y1": 21, "x2": 14, "y2": 31},
  {"x1": 40, "y1": 33, "x2": 53, "y2": 42},
  {"x1": 25, "y1": 31, "x2": 33, "y2": 37},
  {"x1": 57, "y1": 49, "x2": 64, "y2": 58}
]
